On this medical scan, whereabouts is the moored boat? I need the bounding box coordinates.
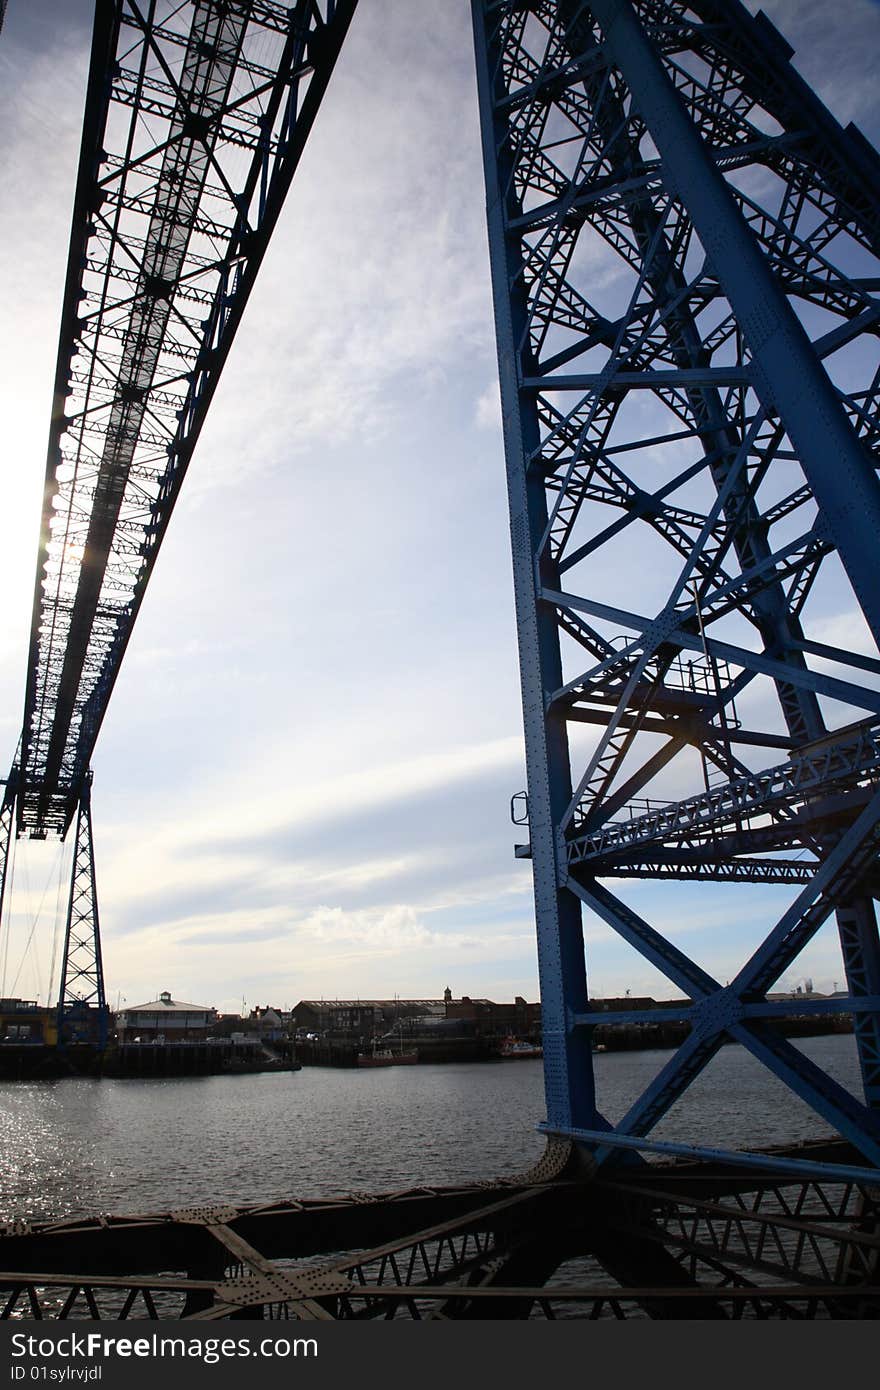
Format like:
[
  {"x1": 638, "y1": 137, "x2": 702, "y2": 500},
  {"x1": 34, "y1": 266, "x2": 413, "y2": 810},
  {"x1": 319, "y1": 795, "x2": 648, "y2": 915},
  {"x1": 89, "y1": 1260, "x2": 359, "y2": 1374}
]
[
  {"x1": 498, "y1": 1037, "x2": 543, "y2": 1059},
  {"x1": 356, "y1": 1043, "x2": 418, "y2": 1067}
]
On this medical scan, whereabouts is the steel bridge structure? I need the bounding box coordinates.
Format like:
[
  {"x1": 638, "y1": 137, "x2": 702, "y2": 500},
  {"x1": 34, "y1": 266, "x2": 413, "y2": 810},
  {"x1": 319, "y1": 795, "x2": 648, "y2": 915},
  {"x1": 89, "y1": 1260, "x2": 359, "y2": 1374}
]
[{"x1": 1, "y1": 0, "x2": 880, "y2": 1318}]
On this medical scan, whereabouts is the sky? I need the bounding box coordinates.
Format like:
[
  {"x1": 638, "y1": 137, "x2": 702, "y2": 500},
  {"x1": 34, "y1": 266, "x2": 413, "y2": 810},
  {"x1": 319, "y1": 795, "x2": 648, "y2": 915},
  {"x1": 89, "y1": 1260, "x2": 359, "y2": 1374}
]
[{"x1": 0, "y1": 0, "x2": 879, "y2": 1017}]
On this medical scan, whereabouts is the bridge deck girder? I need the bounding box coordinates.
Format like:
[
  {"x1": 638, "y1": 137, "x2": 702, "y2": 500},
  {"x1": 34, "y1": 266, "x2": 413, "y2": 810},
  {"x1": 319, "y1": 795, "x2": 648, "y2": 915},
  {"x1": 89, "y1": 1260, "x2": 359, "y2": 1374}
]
[{"x1": 1, "y1": 1142, "x2": 877, "y2": 1319}]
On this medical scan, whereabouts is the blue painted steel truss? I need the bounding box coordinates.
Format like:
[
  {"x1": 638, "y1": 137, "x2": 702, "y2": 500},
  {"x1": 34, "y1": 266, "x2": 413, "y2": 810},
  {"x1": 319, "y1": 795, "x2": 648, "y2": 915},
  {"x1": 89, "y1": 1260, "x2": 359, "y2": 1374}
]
[
  {"x1": 16, "y1": 0, "x2": 357, "y2": 838},
  {"x1": 472, "y1": 0, "x2": 880, "y2": 1176},
  {"x1": 4, "y1": 0, "x2": 880, "y2": 1196}
]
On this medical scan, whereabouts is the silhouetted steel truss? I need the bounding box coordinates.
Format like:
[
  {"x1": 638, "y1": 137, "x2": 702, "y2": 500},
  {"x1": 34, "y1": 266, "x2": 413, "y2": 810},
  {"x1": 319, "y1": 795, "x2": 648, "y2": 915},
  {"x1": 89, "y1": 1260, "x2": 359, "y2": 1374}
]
[
  {"x1": 15, "y1": 0, "x2": 356, "y2": 838},
  {"x1": 2, "y1": 0, "x2": 880, "y2": 1318},
  {"x1": 56, "y1": 775, "x2": 109, "y2": 1047},
  {"x1": 473, "y1": 0, "x2": 880, "y2": 1180},
  {"x1": 1, "y1": 1143, "x2": 878, "y2": 1319}
]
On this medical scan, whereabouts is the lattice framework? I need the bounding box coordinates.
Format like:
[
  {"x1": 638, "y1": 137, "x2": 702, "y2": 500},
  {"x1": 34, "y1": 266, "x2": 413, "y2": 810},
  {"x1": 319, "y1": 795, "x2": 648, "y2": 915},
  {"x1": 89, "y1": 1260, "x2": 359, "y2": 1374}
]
[
  {"x1": 1, "y1": 1165, "x2": 878, "y2": 1319},
  {"x1": 18, "y1": 0, "x2": 357, "y2": 837},
  {"x1": 472, "y1": 0, "x2": 880, "y2": 1171}
]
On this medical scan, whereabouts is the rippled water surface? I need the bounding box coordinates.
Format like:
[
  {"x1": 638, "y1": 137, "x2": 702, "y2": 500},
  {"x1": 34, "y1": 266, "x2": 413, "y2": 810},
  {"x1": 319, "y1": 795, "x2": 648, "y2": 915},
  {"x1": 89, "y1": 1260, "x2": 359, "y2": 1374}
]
[{"x1": 0, "y1": 1034, "x2": 863, "y2": 1223}]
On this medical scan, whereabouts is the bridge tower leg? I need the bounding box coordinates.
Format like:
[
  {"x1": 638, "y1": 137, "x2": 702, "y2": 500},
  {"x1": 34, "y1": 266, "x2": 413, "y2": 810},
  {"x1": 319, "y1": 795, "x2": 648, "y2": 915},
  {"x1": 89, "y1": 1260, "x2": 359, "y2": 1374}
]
[
  {"x1": 0, "y1": 775, "x2": 16, "y2": 1000},
  {"x1": 57, "y1": 774, "x2": 108, "y2": 1050},
  {"x1": 0, "y1": 775, "x2": 15, "y2": 945},
  {"x1": 472, "y1": 0, "x2": 880, "y2": 1175}
]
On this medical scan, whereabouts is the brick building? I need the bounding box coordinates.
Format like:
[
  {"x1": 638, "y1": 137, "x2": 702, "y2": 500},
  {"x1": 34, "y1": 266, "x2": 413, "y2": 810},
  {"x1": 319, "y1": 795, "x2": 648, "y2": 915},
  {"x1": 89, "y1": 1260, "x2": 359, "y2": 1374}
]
[{"x1": 290, "y1": 990, "x2": 540, "y2": 1041}]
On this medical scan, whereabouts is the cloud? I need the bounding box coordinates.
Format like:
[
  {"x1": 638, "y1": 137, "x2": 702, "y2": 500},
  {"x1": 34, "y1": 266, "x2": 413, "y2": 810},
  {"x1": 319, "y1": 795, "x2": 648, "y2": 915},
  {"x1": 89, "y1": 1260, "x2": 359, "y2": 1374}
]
[
  {"x1": 185, "y1": 1, "x2": 495, "y2": 497},
  {"x1": 475, "y1": 381, "x2": 502, "y2": 431},
  {"x1": 2, "y1": 0, "x2": 878, "y2": 1018},
  {"x1": 754, "y1": 0, "x2": 880, "y2": 134},
  {"x1": 83, "y1": 891, "x2": 538, "y2": 1014}
]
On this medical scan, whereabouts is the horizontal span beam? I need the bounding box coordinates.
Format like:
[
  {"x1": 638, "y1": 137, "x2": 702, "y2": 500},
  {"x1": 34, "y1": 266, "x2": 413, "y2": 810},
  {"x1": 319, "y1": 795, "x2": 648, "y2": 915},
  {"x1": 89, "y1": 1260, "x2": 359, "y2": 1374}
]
[
  {"x1": 18, "y1": 0, "x2": 357, "y2": 836},
  {"x1": 540, "y1": 1124, "x2": 880, "y2": 1186},
  {"x1": 571, "y1": 996, "x2": 880, "y2": 1027},
  {"x1": 523, "y1": 367, "x2": 754, "y2": 390}
]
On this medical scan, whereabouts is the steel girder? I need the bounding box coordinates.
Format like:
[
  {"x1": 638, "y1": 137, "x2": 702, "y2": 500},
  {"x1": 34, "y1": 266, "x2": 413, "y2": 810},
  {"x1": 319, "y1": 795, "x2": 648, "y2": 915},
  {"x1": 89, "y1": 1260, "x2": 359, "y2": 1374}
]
[
  {"x1": 1, "y1": 1157, "x2": 877, "y2": 1318},
  {"x1": 472, "y1": 0, "x2": 880, "y2": 1172},
  {"x1": 16, "y1": 0, "x2": 357, "y2": 838}
]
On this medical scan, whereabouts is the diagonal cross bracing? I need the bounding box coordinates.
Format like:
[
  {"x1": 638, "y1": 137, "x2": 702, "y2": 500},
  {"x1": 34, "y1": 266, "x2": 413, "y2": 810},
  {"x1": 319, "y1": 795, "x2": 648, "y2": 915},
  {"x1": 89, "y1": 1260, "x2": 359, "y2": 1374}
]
[
  {"x1": 568, "y1": 718, "x2": 880, "y2": 865},
  {"x1": 18, "y1": 0, "x2": 357, "y2": 837},
  {"x1": 473, "y1": 0, "x2": 880, "y2": 1174}
]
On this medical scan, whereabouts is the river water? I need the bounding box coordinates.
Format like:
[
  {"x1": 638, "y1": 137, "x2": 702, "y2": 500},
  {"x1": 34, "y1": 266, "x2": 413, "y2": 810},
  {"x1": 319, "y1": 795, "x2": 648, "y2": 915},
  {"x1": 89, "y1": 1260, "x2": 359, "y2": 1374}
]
[{"x1": 0, "y1": 1034, "x2": 863, "y2": 1225}]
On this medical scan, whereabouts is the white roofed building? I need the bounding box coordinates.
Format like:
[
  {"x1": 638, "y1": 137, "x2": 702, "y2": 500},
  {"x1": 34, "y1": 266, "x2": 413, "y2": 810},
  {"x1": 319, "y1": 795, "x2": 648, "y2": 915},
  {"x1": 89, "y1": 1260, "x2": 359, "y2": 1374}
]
[{"x1": 116, "y1": 991, "x2": 216, "y2": 1043}]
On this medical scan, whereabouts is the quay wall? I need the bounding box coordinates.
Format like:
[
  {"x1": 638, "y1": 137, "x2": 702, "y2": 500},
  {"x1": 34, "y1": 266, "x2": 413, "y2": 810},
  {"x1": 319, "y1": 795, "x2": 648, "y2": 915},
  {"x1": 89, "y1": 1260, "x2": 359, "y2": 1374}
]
[
  {"x1": 0, "y1": 1040, "x2": 299, "y2": 1080},
  {"x1": 0, "y1": 1015, "x2": 851, "y2": 1078}
]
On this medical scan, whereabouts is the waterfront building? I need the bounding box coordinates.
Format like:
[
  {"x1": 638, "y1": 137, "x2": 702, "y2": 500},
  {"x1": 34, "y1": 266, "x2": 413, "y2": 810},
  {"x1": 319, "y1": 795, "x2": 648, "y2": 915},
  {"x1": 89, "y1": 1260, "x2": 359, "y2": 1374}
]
[
  {"x1": 249, "y1": 1006, "x2": 285, "y2": 1041},
  {"x1": 444, "y1": 993, "x2": 541, "y2": 1040},
  {"x1": 0, "y1": 998, "x2": 57, "y2": 1046},
  {"x1": 116, "y1": 991, "x2": 216, "y2": 1043},
  {"x1": 289, "y1": 992, "x2": 541, "y2": 1042},
  {"x1": 289, "y1": 999, "x2": 446, "y2": 1037}
]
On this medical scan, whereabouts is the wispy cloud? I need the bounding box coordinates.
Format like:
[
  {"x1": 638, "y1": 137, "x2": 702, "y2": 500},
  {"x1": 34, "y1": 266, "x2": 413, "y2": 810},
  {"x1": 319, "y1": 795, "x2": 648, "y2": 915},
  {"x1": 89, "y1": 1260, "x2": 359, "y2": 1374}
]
[
  {"x1": 475, "y1": 381, "x2": 502, "y2": 431},
  {"x1": 1, "y1": 0, "x2": 876, "y2": 1016}
]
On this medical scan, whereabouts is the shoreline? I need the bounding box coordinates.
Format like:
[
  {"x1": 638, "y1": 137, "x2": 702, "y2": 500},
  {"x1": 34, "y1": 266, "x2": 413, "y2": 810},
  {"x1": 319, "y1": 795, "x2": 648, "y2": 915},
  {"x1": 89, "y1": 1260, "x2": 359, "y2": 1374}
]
[{"x1": 0, "y1": 1015, "x2": 853, "y2": 1080}]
